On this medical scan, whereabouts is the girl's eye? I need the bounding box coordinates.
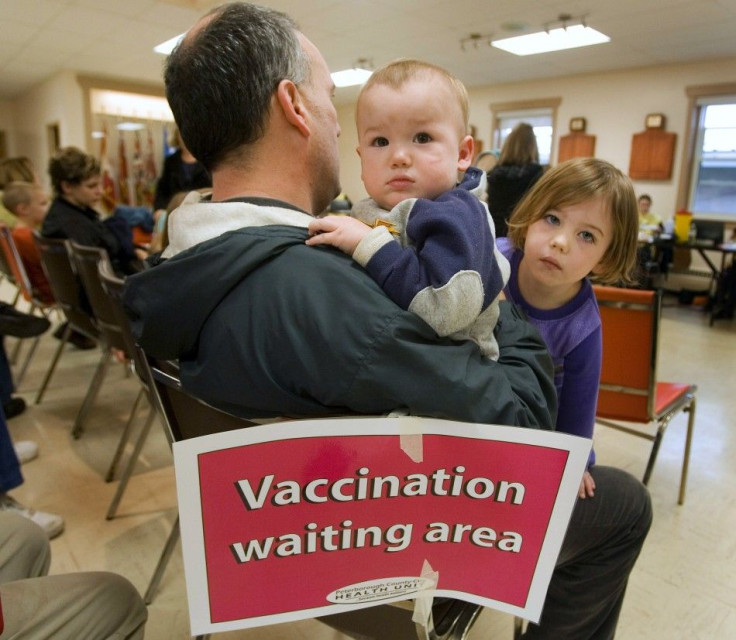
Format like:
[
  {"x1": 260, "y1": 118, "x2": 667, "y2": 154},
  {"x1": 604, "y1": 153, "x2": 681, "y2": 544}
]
[
  {"x1": 371, "y1": 137, "x2": 389, "y2": 147},
  {"x1": 544, "y1": 213, "x2": 560, "y2": 225},
  {"x1": 414, "y1": 132, "x2": 432, "y2": 143},
  {"x1": 579, "y1": 231, "x2": 596, "y2": 244}
]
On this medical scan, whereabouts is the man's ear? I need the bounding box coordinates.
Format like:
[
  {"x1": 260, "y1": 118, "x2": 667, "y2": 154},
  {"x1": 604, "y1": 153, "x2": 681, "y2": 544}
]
[
  {"x1": 457, "y1": 135, "x2": 474, "y2": 171},
  {"x1": 60, "y1": 180, "x2": 73, "y2": 196},
  {"x1": 275, "y1": 79, "x2": 310, "y2": 137}
]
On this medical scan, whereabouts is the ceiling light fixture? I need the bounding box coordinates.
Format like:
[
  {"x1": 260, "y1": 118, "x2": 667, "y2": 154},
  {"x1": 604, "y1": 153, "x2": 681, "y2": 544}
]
[
  {"x1": 154, "y1": 33, "x2": 185, "y2": 55},
  {"x1": 331, "y1": 58, "x2": 374, "y2": 88},
  {"x1": 460, "y1": 33, "x2": 494, "y2": 52},
  {"x1": 491, "y1": 14, "x2": 609, "y2": 56}
]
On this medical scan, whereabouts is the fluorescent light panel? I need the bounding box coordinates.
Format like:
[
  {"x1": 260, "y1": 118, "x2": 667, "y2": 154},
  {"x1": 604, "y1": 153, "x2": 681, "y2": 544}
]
[
  {"x1": 492, "y1": 25, "x2": 609, "y2": 56},
  {"x1": 331, "y1": 68, "x2": 373, "y2": 88}
]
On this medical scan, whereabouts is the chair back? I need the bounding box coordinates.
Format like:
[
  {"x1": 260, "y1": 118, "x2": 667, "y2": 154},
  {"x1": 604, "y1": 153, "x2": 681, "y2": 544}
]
[
  {"x1": 0, "y1": 224, "x2": 35, "y2": 303},
  {"x1": 98, "y1": 260, "x2": 142, "y2": 361},
  {"x1": 138, "y1": 348, "x2": 485, "y2": 639},
  {"x1": 0, "y1": 224, "x2": 19, "y2": 289},
  {"x1": 594, "y1": 285, "x2": 660, "y2": 422},
  {"x1": 137, "y1": 349, "x2": 256, "y2": 446},
  {"x1": 69, "y1": 242, "x2": 126, "y2": 352},
  {"x1": 32, "y1": 232, "x2": 98, "y2": 339}
]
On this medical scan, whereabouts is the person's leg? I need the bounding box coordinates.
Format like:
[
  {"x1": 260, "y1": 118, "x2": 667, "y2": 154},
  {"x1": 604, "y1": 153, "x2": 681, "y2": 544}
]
[
  {"x1": 0, "y1": 512, "x2": 50, "y2": 583},
  {"x1": 523, "y1": 466, "x2": 653, "y2": 640},
  {"x1": 0, "y1": 572, "x2": 147, "y2": 639},
  {"x1": 0, "y1": 339, "x2": 13, "y2": 407},
  {"x1": 0, "y1": 411, "x2": 64, "y2": 539},
  {"x1": 0, "y1": 410, "x2": 22, "y2": 494}
]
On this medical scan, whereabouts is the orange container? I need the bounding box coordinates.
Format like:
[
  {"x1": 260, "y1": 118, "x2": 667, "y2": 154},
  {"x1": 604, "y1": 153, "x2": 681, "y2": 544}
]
[{"x1": 674, "y1": 210, "x2": 692, "y2": 243}]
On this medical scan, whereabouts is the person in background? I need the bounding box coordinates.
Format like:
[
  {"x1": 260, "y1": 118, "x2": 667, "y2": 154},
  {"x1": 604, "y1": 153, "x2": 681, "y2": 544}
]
[
  {"x1": 42, "y1": 147, "x2": 146, "y2": 276},
  {"x1": 0, "y1": 511, "x2": 147, "y2": 637},
  {"x1": 486, "y1": 122, "x2": 544, "y2": 237},
  {"x1": 123, "y1": 4, "x2": 650, "y2": 638},
  {"x1": 306, "y1": 58, "x2": 509, "y2": 360},
  {"x1": 0, "y1": 177, "x2": 54, "y2": 417},
  {"x1": 4, "y1": 180, "x2": 96, "y2": 350},
  {"x1": 0, "y1": 157, "x2": 37, "y2": 228},
  {"x1": 3, "y1": 181, "x2": 54, "y2": 304},
  {"x1": 637, "y1": 194, "x2": 663, "y2": 239},
  {"x1": 498, "y1": 158, "x2": 639, "y2": 498},
  {"x1": 152, "y1": 128, "x2": 211, "y2": 214},
  {"x1": 636, "y1": 193, "x2": 667, "y2": 284}
]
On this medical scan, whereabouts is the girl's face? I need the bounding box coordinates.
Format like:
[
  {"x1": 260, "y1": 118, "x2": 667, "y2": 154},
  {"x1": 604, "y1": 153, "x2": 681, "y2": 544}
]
[{"x1": 522, "y1": 197, "x2": 613, "y2": 294}]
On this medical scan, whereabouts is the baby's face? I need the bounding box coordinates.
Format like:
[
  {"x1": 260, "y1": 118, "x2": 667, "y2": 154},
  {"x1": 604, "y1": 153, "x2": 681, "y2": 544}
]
[{"x1": 356, "y1": 76, "x2": 472, "y2": 210}]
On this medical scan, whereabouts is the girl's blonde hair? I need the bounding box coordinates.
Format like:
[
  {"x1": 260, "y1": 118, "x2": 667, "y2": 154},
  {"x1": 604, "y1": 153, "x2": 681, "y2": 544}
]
[
  {"x1": 507, "y1": 158, "x2": 639, "y2": 285},
  {"x1": 356, "y1": 59, "x2": 469, "y2": 135},
  {"x1": 0, "y1": 157, "x2": 36, "y2": 188}
]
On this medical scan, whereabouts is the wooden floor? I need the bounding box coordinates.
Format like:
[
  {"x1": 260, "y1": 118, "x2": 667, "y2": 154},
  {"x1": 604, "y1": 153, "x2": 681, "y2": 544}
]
[{"x1": 6, "y1": 282, "x2": 736, "y2": 639}]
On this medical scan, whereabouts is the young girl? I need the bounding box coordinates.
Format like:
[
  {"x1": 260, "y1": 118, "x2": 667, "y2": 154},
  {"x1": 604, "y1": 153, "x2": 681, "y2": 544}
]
[{"x1": 497, "y1": 158, "x2": 639, "y2": 498}]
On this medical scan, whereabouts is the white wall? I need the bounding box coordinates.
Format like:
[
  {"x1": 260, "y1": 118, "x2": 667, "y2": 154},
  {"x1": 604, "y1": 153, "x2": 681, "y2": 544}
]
[
  {"x1": 0, "y1": 100, "x2": 15, "y2": 155},
  {"x1": 10, "y1": 71, "x2": 87, "y2": 190},
  {"x1": 338, "y1": 56, "x2": 736, "y2": 223}
]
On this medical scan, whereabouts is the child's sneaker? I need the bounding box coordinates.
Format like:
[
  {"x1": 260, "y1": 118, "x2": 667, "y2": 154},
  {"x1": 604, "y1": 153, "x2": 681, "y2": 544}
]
[{"x1": 13, "y1": 440, "x2": 38, "y2": 464}]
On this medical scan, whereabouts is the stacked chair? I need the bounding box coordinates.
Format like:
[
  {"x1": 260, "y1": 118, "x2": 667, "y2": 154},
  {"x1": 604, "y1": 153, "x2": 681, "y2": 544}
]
[
  {"x1": 68, "y1": 243, "x2": 158, "y2": 510},
  {"x1": 32, "y1": 232, "x2": 102, "y2": 424}
]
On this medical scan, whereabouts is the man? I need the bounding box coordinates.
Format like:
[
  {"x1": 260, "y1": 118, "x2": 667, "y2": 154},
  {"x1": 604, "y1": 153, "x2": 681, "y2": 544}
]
[{"x1": 124, "y1": 4, "x2": 651, "y2": 638}]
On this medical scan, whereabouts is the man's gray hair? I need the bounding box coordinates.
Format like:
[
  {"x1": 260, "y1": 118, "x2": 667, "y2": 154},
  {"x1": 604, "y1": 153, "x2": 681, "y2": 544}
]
[{"x1": 165, "y1": 2, "x2": 310, "y2": 171}]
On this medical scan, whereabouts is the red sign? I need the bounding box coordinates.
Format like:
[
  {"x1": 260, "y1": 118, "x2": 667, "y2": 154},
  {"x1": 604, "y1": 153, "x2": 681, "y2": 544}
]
[{"x1": 174, "y1": 417, "x2": 590, "y2": 635}]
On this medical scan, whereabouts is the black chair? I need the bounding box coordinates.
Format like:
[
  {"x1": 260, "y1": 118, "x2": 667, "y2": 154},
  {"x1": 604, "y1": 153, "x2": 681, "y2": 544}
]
[
  {"x1": 137, "y1": 349, "x2": 483, "y2": 639},
  {"x1": 96, "y1": 258, "x2": 160, "y2": 519},
  {"x1": 32, "y1": 233, "x2": 106, "y2": 436}
]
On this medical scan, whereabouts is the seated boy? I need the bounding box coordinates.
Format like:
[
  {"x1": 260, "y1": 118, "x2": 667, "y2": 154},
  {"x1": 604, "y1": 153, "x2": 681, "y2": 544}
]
[
  {"x1": 306, "y1": 59, "x2": 508, "y2": 359},
  {"x1": 2, "y1": 181, "x2": 54, "y2": 304}
]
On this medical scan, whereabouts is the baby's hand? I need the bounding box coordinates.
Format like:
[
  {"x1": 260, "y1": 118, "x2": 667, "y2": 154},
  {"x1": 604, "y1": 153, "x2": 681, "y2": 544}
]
[
  {"x1": 578, "y1": 470, "x2": 596, "y2": 499},
  {"x1": 306, "y1": 215, "x2": 371, "y2": 256}
]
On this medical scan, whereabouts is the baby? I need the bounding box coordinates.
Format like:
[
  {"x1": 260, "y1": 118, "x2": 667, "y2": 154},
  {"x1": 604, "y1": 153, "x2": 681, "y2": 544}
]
[{"x1": 307, "y1": 59, "x2": 508, "y2": 359}]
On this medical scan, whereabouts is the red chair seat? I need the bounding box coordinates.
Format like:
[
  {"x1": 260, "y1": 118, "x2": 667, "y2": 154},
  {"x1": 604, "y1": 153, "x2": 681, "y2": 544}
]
[{"x1": 654, "y1": 382, "x2": 693, "y2": 416}]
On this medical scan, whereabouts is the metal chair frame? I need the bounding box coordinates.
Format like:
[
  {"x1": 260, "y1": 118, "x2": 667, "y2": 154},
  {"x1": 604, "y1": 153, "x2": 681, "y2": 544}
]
[
  {"x1": 96, "y1": 259, "x2": 159, "y2": 520},
  {"x1": 0, "y1": 224, "x2": 56, "y2": 384},
  {"x1": 32, "y1": 232, "x2": 107, "y2": 437}
]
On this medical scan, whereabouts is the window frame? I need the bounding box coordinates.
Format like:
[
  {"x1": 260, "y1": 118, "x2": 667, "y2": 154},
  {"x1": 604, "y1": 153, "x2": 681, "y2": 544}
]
[
  {"x1": 677, "y1": 83, "x2": 736, "y2": 221},
  {"x1": 489, "y1": 97, "x2": 561, "y2": 166}
]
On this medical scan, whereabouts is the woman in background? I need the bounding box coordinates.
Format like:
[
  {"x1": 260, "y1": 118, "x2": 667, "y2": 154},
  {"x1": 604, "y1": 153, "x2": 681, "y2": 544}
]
[
  {"x1": 153, "y1": 128, "x2": 211, "y2": 213},
  {"x1": 486, "y1": 122, "x2": 544, "y2": 237}
]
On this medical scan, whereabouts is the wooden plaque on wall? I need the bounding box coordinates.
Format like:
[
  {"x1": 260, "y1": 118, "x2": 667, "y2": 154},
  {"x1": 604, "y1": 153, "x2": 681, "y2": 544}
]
[
  {"x1": 558, "y1": 132, "x2": 596, "y2": 162},
  {"x1": 628, "y1": 130, "x2": 677, "y2": 180}
]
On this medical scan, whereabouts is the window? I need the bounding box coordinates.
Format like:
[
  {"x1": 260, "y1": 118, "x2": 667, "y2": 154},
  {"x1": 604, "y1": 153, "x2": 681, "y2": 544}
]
[
  {"x1": 689, "y1": 100, "x2": 736, "y2": 216},
  {"x1": 490, "y1": 98, "x2": 561, "y2": 167},
  {"x1": 679, "y1": 84, "x2": 736, "y2": 221}
]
